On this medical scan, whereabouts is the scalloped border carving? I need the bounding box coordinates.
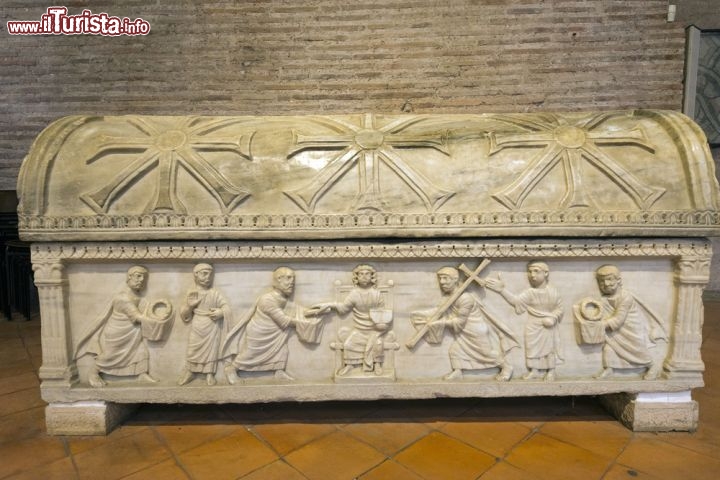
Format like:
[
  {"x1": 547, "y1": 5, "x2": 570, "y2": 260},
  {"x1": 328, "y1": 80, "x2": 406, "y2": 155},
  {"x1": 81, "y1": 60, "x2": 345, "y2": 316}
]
[
  {"x1": 30, "y1": 239, "x2": 712, "y2": 262},
  {"x1": 19, "y1": 209, "x2": 720, "y2": 241}
]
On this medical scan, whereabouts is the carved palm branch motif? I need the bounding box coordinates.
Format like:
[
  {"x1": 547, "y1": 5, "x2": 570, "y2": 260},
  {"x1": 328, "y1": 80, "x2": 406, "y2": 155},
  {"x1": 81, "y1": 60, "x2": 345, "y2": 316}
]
[
  {"x1": 80, "y1": 117, "x2": 254, "y2": 214},
  {"x1": 284, "y1": 113, "x2": 455, "y2": 213},
  {"x1": 489, "y1": 113, "x2": 665, "y2": 210}
]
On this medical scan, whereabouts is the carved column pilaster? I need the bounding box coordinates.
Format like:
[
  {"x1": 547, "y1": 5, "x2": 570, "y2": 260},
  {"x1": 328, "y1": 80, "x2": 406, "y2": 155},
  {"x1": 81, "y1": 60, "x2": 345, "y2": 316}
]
[
  {"x1": 32, "y1": 257, "x2": 77, "y2": 386},
  {"x1": 664, "y1": 256, "x2": 711, "y2": 378}
]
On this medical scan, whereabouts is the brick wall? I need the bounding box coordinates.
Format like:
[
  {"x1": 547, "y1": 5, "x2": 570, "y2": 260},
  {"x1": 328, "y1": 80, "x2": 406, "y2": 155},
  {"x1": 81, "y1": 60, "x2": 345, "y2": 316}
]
[{"x1": 0, "y1": 0, "x2": 687, "y2": 190}]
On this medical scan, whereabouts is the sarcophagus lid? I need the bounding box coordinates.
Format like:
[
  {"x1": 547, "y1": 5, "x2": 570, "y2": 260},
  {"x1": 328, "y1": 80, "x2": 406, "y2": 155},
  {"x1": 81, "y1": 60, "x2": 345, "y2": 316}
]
[{"x1": 17, "y1": 111, "x2": 720, "y2": 241}]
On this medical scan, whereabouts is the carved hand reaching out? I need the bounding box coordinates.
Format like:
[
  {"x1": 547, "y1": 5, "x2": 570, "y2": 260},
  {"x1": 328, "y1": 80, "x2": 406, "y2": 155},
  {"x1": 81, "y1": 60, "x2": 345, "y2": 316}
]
[
  {"x1": 304, "y1": 305, "x2": 332, "y2": 318},
  {"x1": 483, "y1": 274, "x2": 505, "y2": 293},
  {"x1": 308, "y1": 303, "x2": 335, "y2": 316}
]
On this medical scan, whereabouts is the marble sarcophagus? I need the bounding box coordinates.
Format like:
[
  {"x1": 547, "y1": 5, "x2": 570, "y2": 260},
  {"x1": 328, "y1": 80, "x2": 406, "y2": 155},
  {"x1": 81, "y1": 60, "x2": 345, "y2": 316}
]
[{"x1": 17, "y1": 111, "x2": 720, "y2": 434}]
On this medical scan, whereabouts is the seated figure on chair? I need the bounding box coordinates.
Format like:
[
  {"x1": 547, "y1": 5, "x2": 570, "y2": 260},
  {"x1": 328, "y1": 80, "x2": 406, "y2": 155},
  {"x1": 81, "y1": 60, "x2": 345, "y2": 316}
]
[{"x1": 314, "y1": 264, "x2": 392, "y2": 377}]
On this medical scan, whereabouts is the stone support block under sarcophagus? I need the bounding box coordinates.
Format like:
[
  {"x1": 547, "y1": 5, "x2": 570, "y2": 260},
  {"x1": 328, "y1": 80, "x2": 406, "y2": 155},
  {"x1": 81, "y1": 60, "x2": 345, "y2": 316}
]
[{"x1": 16, "y1": 111, "x2": 720, "y2": 434}]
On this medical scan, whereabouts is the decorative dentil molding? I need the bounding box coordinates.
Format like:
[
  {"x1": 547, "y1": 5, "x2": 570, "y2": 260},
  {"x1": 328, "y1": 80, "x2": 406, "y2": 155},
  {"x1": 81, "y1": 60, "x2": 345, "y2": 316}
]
[
  {"x1": 17, "y1": 209, "x2": 720, "y2": 241},
  {"x1": 29, "y1": 240, "x2": 712, "y2": 262}
]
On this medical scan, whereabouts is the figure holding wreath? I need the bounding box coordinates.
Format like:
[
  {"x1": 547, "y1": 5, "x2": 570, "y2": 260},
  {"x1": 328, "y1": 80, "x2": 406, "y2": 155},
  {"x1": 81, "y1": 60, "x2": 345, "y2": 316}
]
[
  {"x1": 75, "y1": 265, "x2": 174, "y2": 387},
  {"x1": 575, "y1": 264, "x2": 667, "y2": 380}
]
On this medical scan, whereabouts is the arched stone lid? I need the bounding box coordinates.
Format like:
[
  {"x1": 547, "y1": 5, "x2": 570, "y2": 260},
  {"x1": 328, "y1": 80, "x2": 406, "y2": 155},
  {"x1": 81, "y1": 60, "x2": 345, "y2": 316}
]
[{"x1": 17, "y1": 111, "x2": 720, "y2": 241}]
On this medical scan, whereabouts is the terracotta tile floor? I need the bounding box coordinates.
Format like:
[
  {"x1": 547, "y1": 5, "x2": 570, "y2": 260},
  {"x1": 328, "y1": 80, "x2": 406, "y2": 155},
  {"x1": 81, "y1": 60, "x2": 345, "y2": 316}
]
[{"x1": 2, "y1": 302, "x2": 720, "y2": 480}]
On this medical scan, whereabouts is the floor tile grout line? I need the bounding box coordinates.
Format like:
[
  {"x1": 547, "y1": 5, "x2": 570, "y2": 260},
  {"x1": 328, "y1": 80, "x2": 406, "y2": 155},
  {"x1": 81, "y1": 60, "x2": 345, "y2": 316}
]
[
  {"x1": 474, "y1": 421, "x2": 547, "y2": 478},
  {"x1": 387, "y1": 422, "x2": 514, "y2": 480},
  {"x1": 84, "y1": 429, "x2": 176, "y2": 480},
  {"x1": 528, "y1": 427, "x2": 626, "y2": 463},
  {"x1": 244, "y1": 423, "x2": 288, "y2": 458},
  {"x1": 245, "y1": 421, "x2": 340, "y2": 459},
  {"x1": 432, "y1": 423, "x2": 514, "y2": 462},
  {"x1": 148, "y1": 425, "x2": 196, "y2": 480},
  {"x1": 600, "y1": 429, "x2": 663, "y2": 480},
  {"x1": 643, "y1": 430, "x2": 720, "y2": 461},
  {"x1": 0, "y1": 368, "x2": 41, "y2": 381},
  {"x1": 597, "y1": 429, "x2": 635, "y2": 480},
  {"x1": 0, "y1": 400, "x2": 47, "y2": 422},
  {"x1": 501, "y1": 422, "x2": 543, "y2": 461},
  {"x1": 339, "y1": 420, "x2": 403, "y2": 458},
  {"x1": 389, "y1": 424, "x2": 437, "y2": 459},
  {"x1": 16, "y1": 322, "x2": 42, "y2": 382},
  {"x1": 341, "y1": 403, "x2": 512, "y2": 460},
  {"x1": 388, "y1": 426, "x2": 501, "y2": 480},
  {"x1": 353, "y1": 455, "x2": 403, "y2": 480},
  {"x1": 0, "y1": 366, "x2": 39, "y2": 381},
  {"x1": 0, "y1": 435, "x2": 70, "y2": 480},
  {"x1": 444, "y1": 413, "x2": 550, "y2": 467},
  {"x1": 349, "y1": 408, "x2": 450, "y2": 479},
  {"x1": 234, "y1": 457, "x2": 310, "y2": 480},
  {"x1": 62, "y1": 436, "x2": 82, "y2": 480},
  {"x1": 0, "y1": 372, "x2": 40, "y2": 395}
]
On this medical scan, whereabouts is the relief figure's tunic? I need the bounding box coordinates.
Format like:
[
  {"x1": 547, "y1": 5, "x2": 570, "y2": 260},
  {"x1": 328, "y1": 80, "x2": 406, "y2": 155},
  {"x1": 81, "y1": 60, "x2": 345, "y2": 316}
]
[
  {"x1": 228, "y1": 290, "x2": 323, "y2": 372},
  {"x1": 184, "y1": 289, "x2": 231, "y2": 374},
  {"x1": 600, "y1": 291, "x2": 652, "y2": 368},
  {"x1": 335, "y1": 288, "x2": 385, "y2": 370},
  {"x1": 93, "y1": 288, "x2": 148, "y2": 376},
  {"x1": 433, "y1": 292, "x2": 518, "y2": 370},
  {"x1": 514, "y1": 285, "x2": 563, "y2": 369}
]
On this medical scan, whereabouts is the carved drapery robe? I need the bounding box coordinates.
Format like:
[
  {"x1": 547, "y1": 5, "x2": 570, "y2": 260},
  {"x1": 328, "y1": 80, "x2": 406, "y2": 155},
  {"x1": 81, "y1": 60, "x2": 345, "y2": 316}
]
[
  {"x1": 513, "y1": 285, "x2": 564, "y2": 369},
  {"x1": 600, "y1": 290, "x2": 653, "y2": 369},
  {"x1": 335, "y1": 287, "x2": 386, "y2": 370},
  {"x1": 183, "y1": 288, "x2": 231, "y2": 374},
  {"x1": 445, "y1": 293, "x2": 518, "y2": 370},
  {"x1": 415, "y1": 292, "x2": 519, "y2": 371},
  {"x1": 224, "y1": 290, "x2": 323, "y2": 372},
  {"x1": 77, "y1": 287, "x2": 149, "y2": 376}
]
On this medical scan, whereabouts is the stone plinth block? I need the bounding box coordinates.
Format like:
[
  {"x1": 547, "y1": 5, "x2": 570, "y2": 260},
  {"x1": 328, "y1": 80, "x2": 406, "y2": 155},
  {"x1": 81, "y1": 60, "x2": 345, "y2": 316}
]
[
  {"x1": 46, "y1": 401, "x2": 137, "y2": 435},
  {"x1": 599, "y1": 392, "x2": 699, "y2": 432},
  {"x1": 16, "y1": 111, "x2": 720, "y2": 434}
]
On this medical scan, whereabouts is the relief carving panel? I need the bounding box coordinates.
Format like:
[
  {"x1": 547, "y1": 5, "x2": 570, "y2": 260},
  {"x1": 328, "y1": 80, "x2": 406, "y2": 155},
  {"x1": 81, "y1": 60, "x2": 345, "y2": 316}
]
[{"x1": 42, "y1": 242, "x2": 697, "y2": 391}]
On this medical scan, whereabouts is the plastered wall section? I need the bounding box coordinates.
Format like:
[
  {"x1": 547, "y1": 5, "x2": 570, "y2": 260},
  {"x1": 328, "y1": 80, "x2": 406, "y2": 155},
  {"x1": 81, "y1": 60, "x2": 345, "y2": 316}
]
[{"x1": 677, "y1": 0, "x2": 720, "y2": 29}]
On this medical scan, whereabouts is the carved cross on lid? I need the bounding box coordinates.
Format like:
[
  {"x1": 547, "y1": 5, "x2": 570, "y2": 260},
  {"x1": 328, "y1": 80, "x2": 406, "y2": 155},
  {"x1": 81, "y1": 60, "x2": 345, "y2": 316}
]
[
  {"x1": 489, "y1": 112, "x2": 666, "y2": 210},
  {"x1": 80, "y1": 117, "x2": 253, "y2": 215},
  {"x1": 284, "y1": 113, "x2": 455, "y2": 213}
]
